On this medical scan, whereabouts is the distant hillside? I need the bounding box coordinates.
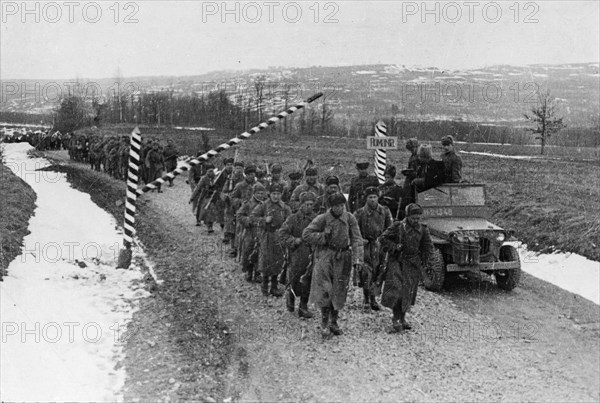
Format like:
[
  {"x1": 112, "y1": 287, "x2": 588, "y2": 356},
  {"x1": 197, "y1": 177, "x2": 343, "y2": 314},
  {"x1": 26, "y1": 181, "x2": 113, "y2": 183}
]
[{"x1": 1, "y1": 62, "x2": 598, "y2": 127}]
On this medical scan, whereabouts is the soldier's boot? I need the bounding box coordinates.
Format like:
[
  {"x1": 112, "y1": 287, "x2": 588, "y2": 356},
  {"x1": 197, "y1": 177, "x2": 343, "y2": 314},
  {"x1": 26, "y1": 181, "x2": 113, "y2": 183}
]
[
  {"x1": 370, "y1": 294, "x2": 381, "y2": 311},
  {"x1": 320, "y1": 307, "x2": 332, "y2": 339},
  {"x1": 261, "y1": 274, "x2": 269, "y2": 296},
  {"x1": 329, "y1": 309, "x2": 343, "y2": 336},
  {"x1": 390, "y1": 307, "x2": 403, "y2": 333},
  {"x1": 285, "y1": 289, "x2": 295, "y2": 312},
  {"x1": 400, "y1": 312, "x2": 412, "y2": 330},
  {"x1": 253, "y1": 271, "x2": 262, "y2": 284},
  {"x1": 298, "y1": 297, "x2": 314, "y2": 319},
  {"x1": 229, "y1": 247, "x2": 237, "y2": 258},
  {"x1": 362, "y1": 288, "x2": 371, "y2": 311},
  {"x1": 269, "y1": 276, "x2": 284, "y2": 298},
  {"x1": 206, "y1": 222, "x2": 214, "y2": 234}
]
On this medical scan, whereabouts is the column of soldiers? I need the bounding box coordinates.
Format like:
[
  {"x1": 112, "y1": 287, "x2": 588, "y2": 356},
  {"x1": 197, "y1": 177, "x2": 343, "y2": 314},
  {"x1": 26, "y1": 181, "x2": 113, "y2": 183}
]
[{"x1": 184, "y1": 135, "x2": 463, "y2": 338}]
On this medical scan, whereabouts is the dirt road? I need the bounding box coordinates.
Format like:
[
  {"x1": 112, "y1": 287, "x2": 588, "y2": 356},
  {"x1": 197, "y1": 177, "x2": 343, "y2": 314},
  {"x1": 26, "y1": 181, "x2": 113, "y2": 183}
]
[{"x1": 45, "y1": 151, "x2": 600, "y2": 402}]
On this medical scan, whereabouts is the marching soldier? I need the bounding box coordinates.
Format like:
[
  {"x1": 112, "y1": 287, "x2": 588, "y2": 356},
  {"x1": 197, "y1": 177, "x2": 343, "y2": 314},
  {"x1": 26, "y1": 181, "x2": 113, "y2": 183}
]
[
  {"x1": 251, "y1": 183, "x2": 292, "y2": 297},
  {"x1": 302, "y1": 194, "x2": 364, "y2": 339},
  {"x1": 237, "y1": 183, "x2": 267, "y2": 282},
  {"x1": 163, "y1": 139, "x2": 179, "y2": 186},
  {"x1": 231, "y1": 165, "x2": 257, "y2": 257},
  {"x1": 348, "y1": 161, "x2": 379, "y2": 213},
  {"x1": 278, "y1": 191, "x2": 318, "y2": 318},
  {"x1": 282, "y1": 171, "x2": 302, "y2": 203},
  {"x1": 269, "y1": 163, "x2": 288, "y2": 193},
  {"x1": 118, "y1": 136, "x2": 129, "y2": 181},
  {"x1": 290, "y1": 167, "x2": 324, "y2": 212},
  {"x1": 222, "y1": 161, "x2": 245, "y2": 248},
  {"x1": 188, "y1": 152, "x2": 205, "y2": 192},
  {"x1": 378, "y1": 203, "x2": 433, "y2": 333},
  {"x1": 378, "y1": 166, "x2": 403, "y2": 219},
  {"x1": 190, "y1": 163, "x2": 219, "y2": 232},
  {"x1": 313, "y1": 175, "x2": 346, "y2": 214},
  {"x1": 145, "y1": 142, "x2": 165, "y2": 192},
  {"x1": 354, "y1": 187, "x2": 393, "y2": 311}
]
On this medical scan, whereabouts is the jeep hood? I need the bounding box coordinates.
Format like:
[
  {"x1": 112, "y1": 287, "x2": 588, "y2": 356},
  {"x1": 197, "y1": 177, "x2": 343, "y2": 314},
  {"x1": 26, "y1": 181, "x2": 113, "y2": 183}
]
[{"x1": 423, "y1": 218, "x2": 503, "y2": 234}]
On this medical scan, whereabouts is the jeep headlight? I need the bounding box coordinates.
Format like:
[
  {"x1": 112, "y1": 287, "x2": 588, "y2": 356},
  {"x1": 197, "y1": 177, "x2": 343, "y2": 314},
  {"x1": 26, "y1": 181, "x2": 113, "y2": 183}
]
[{"x1": 496, "y1": 232, "x2": 506, "y2": 242}]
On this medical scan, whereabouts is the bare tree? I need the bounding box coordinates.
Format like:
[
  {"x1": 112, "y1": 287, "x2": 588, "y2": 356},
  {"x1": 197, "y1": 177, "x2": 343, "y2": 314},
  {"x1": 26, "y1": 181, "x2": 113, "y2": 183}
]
[{"x1": 524, "y1": 90, "x2": 566, "y2": 155}]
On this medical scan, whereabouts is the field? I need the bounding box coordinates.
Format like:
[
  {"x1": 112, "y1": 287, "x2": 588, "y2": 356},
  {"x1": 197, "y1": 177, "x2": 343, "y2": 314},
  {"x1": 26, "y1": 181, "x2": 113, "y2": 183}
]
[{"x1": 81, "y1": 123, "x2": 600, "y2": 262}]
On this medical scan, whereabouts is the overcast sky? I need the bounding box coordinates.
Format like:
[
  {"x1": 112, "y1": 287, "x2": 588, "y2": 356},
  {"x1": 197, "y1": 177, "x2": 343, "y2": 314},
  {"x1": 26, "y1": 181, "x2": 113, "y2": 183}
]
[{"x1": 1, "y1": 1, "x2": 598, "y2": 79}]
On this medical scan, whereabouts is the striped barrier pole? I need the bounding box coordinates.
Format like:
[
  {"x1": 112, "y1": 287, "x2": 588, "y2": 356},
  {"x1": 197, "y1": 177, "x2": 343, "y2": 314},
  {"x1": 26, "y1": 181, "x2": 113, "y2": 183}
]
[
  {"x1": 136, "y1": 92, "x2": 323, "y2": 196},
  {"x1": 117, "y1": 127, "x2": 142, "y2": 269},
  {"x1": 374, "y1": 120, "x2": 387, "y2": 184}
]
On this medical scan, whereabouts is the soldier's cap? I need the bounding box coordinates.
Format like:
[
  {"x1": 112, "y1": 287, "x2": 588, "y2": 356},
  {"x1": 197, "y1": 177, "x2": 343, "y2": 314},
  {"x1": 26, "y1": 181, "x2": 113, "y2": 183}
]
[
  {"x1": 328, "y1": 193, "x2": 346, "y2": 207},
  {"x1": 288, "y1": 171, "x2": 302, "y2": 180},
  {"x1": 244, "y1": 165, "x2": 257, "y2": 174},
  {"x1": 356, "y1": 161, "x2": 369, "y2": 170},
  {"x1": 299, "y1": 191, "x2": 317, "y2": 204},
  {"x1": 271, "y1": 163, "x2": 282, "y2": 174},
  {"x1": 253, "y1": 183, "x2": 266, "y2": 193},
  {"x1": 223, "y1": 157, "x2": 234, "y2": 165},
  {"x1": 325, "y1": 175, "x2": 339, "y2": 186},
  {"x1": 365, "y1": 186, "x2": 379, "y2": 197},
  {"x1": 305, "y1": 167, "x2": 318, "y2": 176},
  {"x1": 441, "y1": 135, "x2": 455, "y2": 146},
  {"x1": 269, "y1": 182, "x2": 285, "y2": 194},
  {"x1": 384, "y1": 165, "x2": 397, "y2": 178},
  {"x1": 234, "y1": 161, "x2": 245, "y2": 167},
  {"x1": 405, "y1": 138, "x2": 419, "y2": 151},
  {"x1": 204, "y1": 163, "x2": 215, "y2": 170},
  {"x1": 405, "y1": 203, "x2": 423, "y2": 216}
]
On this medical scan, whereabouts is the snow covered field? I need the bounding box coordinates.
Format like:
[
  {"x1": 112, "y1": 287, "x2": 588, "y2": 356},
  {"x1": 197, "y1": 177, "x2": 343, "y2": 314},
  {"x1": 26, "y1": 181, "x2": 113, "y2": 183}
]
[{"x1": 1, "y1": 143, "x2": 149, "y2": 402}]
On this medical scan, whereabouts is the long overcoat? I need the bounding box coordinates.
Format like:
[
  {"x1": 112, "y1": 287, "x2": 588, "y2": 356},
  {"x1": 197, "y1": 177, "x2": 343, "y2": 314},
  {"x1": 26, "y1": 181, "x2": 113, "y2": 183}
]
[
  {"x1": 302, "y1": 211, "x2": 364, "y2": 310},
  {"x1": 251, "y1": 200, "x2": 292, "y2": 276},
  {"x1": 354, "y1": 203, "x2": 393, "y2": 295},
  {"x1": 236, "y1": 197, "x2": 263, "y2": 271},
  {"x1": 278, "y1": 209, "x2": 317, "y2": 298},
  {"x1": 190, "y1": 174, "x2": 219, "y2": 224},
  {"x1": 378, "y1": 219, "x2": 433, "y2": 313}
]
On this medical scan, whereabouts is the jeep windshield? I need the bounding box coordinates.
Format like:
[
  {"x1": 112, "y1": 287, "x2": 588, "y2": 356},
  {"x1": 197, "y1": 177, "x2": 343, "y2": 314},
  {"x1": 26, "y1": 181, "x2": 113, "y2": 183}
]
[{"x1": 418, "y1": 184, "x2": 486, "y2": 207}]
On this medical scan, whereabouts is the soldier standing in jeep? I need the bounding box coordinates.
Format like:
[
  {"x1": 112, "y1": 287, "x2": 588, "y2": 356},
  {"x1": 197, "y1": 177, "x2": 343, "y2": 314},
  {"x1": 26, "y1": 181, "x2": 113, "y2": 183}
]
[{"x1": 440, "y1": 135, "x2": 463, "y2": 183}]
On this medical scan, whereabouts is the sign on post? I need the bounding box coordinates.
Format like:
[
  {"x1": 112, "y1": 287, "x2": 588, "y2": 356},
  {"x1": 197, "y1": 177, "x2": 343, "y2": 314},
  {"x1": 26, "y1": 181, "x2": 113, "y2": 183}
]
[{"x1": 367, "y1": 136, "x2": 398, "y2": 149}]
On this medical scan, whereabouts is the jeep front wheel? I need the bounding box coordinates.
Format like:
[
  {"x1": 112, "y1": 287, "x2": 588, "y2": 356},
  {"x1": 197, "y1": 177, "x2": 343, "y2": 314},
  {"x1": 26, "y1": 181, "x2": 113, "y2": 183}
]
[
  {"x1": 423, "y1": 247, "x2": 445, "y2": 291},
  {"x1": 495, "y1": 245, "x2": 521, "y2": 291}
]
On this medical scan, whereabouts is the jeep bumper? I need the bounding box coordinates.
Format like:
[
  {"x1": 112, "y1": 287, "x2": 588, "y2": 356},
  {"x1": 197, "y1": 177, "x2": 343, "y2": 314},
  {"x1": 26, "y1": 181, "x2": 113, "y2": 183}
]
[{"x1": 446, "y1": 261, "x2": 521, "y2": 272}]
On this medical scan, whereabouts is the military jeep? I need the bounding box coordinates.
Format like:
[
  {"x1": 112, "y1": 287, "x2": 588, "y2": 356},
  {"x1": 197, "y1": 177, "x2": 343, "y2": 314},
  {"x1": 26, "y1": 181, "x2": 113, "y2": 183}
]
[{"x1": 416, "y1": 183, "x2": 521, "y2": 291}]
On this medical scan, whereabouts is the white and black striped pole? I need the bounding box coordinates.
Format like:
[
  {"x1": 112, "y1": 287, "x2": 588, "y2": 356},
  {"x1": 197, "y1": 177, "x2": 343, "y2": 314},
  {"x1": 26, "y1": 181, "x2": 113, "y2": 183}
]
[
  {"x1": 136, "y1": 92, "x2": 323, "y2": 196},
  {"x1": 374, "y1": 120, "x2": 387, "y2": 184},
  {"x1": 117, "y1": 127, "x2": 142, "y2": 269}
]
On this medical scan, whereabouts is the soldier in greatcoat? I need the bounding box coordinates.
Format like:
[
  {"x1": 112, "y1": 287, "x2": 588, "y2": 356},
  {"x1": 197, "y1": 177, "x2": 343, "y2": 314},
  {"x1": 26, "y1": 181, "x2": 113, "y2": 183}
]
[
  {"x1": 145, "y1": 142, "x2": 165, "y2": 192},
  {"x1": 222, "y1": 161, "x2": 245, "y2": 250},
  {"x1": 190, "y1": 164, "x2": 219, "y2": 232},
  {"x1": 348, "y1": 161, "x2": 380, "y2": 213},
  {"x1": 354, "y1": 186, "x2": 393, "y2": 311},
  {"x1": 302, "y1": 194, "x2": 364, "y2": 339},
  {"x1": 278, "y1": 191, "x2": 317, "y2": 318},
  {"x1": 282, "y1": 171, "x2": 302, "y2": 203},
  {"x1": 313, "y1": 175, "x2": 347, "y2": 215},
  {"x1": 290, "y1": 167, "x2": 324, "y2": 212},
  {"x1": 378, "y1": 166, "x2": 403, "y2": 219},
  {"x1": 163, "y1": 139, "x2": 179, "y2": 186},
  {"x1": 236, "y1": 183, "x2": 266, "y2": 283},
  {"x1": 231, "y1": 165, "x2": 257, "y2": 257},
  {"x1": 378, "y1": 203, "x2": 433, "y2": 333},
  {"x1": 251, "y1": 182, "x2": 292, "y2": 297}
]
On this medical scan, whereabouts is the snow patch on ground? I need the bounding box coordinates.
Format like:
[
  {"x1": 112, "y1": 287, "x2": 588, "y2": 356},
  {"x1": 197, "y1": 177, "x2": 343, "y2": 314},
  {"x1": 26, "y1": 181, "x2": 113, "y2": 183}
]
[
  {"x1": 1, "y1": 143, "x2": 150, "y2": 402},
  {"x1": 460, "y1": 150, "x2": 544, "y2": 160},
  {"x1": 507, "y1": 242, "x2": 600, "y2": 305}
]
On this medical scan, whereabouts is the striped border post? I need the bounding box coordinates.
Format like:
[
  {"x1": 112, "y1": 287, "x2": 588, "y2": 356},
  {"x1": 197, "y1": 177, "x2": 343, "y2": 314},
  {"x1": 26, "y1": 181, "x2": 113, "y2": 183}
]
[
  {"x1": 117, "y1": 127, "x2": 142, "y2": 269},
  {"x1": 136, "y1": 92, "x2": 323, "y2": 196},
  {"x1": 374, "y1": 120, "x2": 387, "y2": 184}
]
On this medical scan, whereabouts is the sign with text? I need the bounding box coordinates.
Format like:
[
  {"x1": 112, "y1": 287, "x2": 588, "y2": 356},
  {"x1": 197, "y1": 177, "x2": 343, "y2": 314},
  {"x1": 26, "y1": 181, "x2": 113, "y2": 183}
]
[{"x1": 367, "y1": 136, "x2": 398, "y2": 150}]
